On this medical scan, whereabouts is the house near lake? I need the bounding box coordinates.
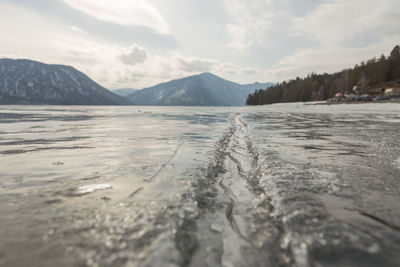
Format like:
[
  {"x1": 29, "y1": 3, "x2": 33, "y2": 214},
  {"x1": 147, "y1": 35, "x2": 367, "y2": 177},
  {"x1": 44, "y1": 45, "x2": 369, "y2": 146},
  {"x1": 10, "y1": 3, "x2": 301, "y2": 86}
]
[{"x1": 329, "y1": 83, "x2": 400, "y2": 103}]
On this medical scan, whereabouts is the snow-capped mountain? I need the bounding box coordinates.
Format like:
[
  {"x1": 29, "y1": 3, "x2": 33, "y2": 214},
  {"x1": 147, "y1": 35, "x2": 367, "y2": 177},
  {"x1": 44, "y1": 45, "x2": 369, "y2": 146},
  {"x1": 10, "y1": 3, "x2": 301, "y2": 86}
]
[
  {"x1": 127, "y1": 72, "x2": 272, "y2": 106},
  {"x1": 0, "y1": 58, "x2": 129, "y2": 105}
]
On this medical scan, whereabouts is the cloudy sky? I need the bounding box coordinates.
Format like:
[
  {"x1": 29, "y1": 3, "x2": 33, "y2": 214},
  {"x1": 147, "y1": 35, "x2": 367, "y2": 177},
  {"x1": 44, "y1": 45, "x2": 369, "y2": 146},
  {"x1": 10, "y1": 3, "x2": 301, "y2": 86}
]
[{"x1": 1, "y1": 0, "x2": 399, "y2": 89}]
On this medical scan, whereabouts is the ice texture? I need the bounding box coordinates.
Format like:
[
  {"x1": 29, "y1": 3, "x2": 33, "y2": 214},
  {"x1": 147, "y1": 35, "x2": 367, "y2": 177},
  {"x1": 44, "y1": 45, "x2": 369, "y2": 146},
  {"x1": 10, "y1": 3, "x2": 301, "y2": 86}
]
[{"x1": 0, "y1": 103, "x2": 399, "y2": 267}]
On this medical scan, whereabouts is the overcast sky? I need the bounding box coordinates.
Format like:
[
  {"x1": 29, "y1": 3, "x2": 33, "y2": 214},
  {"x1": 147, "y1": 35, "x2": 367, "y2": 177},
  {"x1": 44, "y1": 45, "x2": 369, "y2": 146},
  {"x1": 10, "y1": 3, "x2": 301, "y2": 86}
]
[{"x1": 1, "y1": 0, "x2": 399, "y2": 89}]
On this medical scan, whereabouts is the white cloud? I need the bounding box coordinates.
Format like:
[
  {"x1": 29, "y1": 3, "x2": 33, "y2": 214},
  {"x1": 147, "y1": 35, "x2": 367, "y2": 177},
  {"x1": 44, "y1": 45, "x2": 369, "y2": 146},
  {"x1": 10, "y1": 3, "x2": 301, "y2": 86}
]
[
  {"x1": 241, "y1": 67, "x2": 259, "y2": 75},
  {"x1": 69, "y1": 26, "x2": 87, "y2": 35},
  {"x1": 264, "y1": 35, "x2": 400, "y2": 82},
  {"x1": 173, "y1": 54, "x2": 217, "y2": 73},
  {"x1": 264, "y1": 0, "x2": 400, "y2": 83},
  {"x1": 62, "y1": 0, "x2": 170, "y2": 34},
  {"x1": 120, "y1": 45, "x2": 148, "y2": 65},
  {"x1": 46, "y1": 34, "x2": 255, "y2": 89},
  {"x1": 223, "y1": 0, "x2": 288, "y2": 50},
  {"x1": 292, "y1": 0, "x2": 400, "y2": 47}
]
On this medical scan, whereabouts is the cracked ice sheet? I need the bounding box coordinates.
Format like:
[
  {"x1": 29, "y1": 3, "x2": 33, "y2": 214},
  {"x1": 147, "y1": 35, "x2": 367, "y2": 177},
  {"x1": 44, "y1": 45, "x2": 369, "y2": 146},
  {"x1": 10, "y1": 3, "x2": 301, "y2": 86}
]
[{"x1": 0, "y1": 103, "x2": 400, "y2": 267}]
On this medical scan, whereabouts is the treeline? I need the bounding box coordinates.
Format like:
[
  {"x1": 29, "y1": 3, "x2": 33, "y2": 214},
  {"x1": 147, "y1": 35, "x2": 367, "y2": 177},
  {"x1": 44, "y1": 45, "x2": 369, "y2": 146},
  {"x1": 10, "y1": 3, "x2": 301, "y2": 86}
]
[{"x1": 246, "y1": 45, "x2": 400, "y2": 105}]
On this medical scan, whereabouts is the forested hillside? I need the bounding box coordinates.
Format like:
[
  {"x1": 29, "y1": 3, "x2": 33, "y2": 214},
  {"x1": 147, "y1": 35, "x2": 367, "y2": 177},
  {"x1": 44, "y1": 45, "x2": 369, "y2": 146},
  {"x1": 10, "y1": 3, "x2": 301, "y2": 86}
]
[{"x1": 247, "y1": 45, "x2": 400, "y2": 105}]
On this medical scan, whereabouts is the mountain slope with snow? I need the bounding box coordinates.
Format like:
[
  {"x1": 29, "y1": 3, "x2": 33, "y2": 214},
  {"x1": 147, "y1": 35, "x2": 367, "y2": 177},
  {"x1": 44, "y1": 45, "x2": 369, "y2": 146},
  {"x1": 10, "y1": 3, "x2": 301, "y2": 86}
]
[
  {"x1": 0, "y1": 59, "x2": 129, "y2": 105},
  {"x1": 127, "y1": 72, "x2": 272, "y2": 106}
]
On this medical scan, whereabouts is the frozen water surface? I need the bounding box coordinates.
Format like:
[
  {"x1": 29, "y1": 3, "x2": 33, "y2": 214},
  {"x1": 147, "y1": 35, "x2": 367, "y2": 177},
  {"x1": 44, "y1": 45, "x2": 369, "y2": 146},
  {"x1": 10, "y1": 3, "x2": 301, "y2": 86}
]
[{"x1": 0, "y1": 103, "x2": 400, "y2": 267}]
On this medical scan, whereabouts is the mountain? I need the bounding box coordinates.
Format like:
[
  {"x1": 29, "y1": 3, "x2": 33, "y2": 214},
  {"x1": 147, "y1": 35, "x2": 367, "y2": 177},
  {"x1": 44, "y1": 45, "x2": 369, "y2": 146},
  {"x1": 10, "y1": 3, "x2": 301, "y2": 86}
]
[
  {"x1": 241, "y1": 82, "x2": 273, "y2": 93},
  {"x1": 0, "y1": 58, "x2": 130, "y2": 105},
  {"x1": 112, "y1": 88, "x2": 138, "y2": 97},
  {"x1": 127, "y1": 72, "x2": 272, "y2": 106},
  {"x1": 247, "y1": 45, "x2": 400, "y2": 105}
]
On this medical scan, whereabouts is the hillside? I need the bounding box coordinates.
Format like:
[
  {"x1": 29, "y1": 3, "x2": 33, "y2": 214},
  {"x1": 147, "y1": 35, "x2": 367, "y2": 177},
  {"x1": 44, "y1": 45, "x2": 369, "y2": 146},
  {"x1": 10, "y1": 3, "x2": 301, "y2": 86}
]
[
  {"x1": 0, "y1": 59, "x2": 129, "y2": 105},
  {"x1": 247, "y1": 45, "x2": 400, "y2": 105}
]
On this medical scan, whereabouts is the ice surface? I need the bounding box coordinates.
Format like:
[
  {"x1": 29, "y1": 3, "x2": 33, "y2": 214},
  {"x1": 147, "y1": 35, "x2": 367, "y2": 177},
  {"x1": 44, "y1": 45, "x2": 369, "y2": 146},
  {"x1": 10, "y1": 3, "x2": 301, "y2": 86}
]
[
  {"x1": 0, "y1": 103, "x2": 400, "y2": 266},
  {"x1": 76, "y1": 184, "x2": 112, "y2": 195},
  {"x1": 394, "y1": 157, "x2": 400, "y2": 169}
]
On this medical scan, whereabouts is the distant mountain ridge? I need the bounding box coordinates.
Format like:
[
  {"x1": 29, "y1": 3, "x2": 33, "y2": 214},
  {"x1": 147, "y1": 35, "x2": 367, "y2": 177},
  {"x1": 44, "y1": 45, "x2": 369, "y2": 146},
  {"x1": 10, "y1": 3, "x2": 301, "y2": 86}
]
[
  {"x1": 127, "y1": 72, "x2": 272, "y2": 106},
  {"x1": 0, "y1": 58, "x2": 273, "y2": 106},
  {"x1": 112, "y1": 88, "x2": 138, "y2": 97},
  {"x1": 0, "y1": 58, "x2": 129, "y2": 105}
]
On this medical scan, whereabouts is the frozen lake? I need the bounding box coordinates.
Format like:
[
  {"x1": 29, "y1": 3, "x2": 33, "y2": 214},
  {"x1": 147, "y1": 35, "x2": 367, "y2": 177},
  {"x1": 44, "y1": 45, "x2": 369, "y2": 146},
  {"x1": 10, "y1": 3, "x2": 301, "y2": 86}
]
[{"x1": 1, "y1": 103, "x2": 400, "y2": 267}]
